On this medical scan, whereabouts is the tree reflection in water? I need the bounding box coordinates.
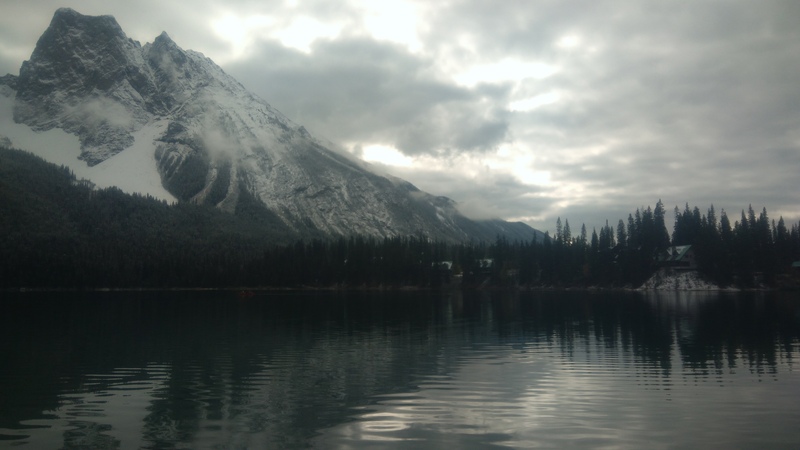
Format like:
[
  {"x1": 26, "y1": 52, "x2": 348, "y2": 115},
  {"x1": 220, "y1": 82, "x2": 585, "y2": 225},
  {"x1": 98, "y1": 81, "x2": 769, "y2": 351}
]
[{"x1": 0, "y1": 290, "x2": 798, "y2": 448}]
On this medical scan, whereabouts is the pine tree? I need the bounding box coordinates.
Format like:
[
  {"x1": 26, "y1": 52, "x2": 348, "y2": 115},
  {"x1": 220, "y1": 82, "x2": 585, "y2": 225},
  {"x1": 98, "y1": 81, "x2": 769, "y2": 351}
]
[
  {"x1": 579, "y1": 223, "x2": 588, "y2": 246},
  {"x1": 654, "y1": 199, "x2": 670, "y2": 251},
  {"x1": 616, "y1": 219, "x2": 627, "y2": 249},
  {"x1": 555, "y1": 217, "x2": 563, "y2": 245},
  {"x1": 627, "y1": 214, "x2": 637, "y2": 248}
]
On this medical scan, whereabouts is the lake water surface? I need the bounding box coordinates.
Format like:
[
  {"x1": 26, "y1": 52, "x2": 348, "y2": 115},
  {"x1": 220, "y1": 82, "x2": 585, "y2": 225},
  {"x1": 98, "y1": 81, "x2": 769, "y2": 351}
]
[{"x1": 1, "y1": 290, "x2": 798, "y2": 449}]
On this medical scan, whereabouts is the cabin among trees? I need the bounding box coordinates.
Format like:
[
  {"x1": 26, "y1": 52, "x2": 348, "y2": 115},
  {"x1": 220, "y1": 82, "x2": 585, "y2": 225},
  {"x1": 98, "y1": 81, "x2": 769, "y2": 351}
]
[{"x1": 658, "y1": 245, "x2": 696, "y2": 270}]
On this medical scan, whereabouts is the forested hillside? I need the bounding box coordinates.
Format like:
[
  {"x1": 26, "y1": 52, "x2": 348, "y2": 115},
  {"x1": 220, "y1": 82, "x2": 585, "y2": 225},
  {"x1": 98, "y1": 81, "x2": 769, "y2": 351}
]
[
  {"x1": 0, "y1": 147, "x2": 298, "y2": 288},
  {"x1": 503, "y1": 202, "x2": 800, "y2": 288},
  {"x1": 2, "y1": 147, "x2": 799, "y2": 289}
]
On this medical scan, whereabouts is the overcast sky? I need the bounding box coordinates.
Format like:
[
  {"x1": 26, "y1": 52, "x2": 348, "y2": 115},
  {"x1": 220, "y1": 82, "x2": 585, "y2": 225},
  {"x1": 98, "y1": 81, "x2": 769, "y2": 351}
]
[{"x1": 2, "y1": 0, "x2": 799, "y2": 234}]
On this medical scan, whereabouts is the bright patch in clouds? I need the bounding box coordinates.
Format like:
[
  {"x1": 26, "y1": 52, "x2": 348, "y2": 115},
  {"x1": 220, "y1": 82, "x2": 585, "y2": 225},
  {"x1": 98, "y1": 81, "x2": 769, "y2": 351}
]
[
  {"x1": 509, "y1": 91, "x2": 561, "y2": 112},
  {"x1": 454, "y1": 59, "x2": 559, "y2": 87},
  {"x1": 372, "y1": 143, "x2": 551, "y2": 189},
  {"x1": 211, "y1": 13, "x2": 274, "y2": 61},
  {"x1": 491, "y1": 144, "x2": 551, "y2": 186},
  {"x1": 273, "y1": 16, "x2": 341, "y2": 53},
  {"x1": 356, "y1": 0, "x2": 422, "y2": 52},
  {"x1": 557, "y1": 35, "x2": 582, "y2": 49},
  {"x1": 515, "y1": 167, "x2": 551, "y2": 186},
  {"x1": 211, "y1": 12, "x2": 342, "y2": 58},
  {"x1": 362, "y1": 144, "x2": 413, "y2": 167}
]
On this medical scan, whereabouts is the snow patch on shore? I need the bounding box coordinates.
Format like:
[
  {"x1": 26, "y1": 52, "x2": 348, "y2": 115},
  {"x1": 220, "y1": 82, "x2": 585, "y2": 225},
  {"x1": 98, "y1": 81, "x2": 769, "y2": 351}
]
[{"x1": 638, "y1": 269, "x2": 721, "y2": 291}]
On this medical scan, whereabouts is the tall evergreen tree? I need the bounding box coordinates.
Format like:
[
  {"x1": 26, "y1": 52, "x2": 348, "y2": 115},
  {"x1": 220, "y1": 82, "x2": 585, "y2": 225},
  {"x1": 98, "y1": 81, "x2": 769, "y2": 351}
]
[
  {"x1": 579, "y1": 223, "x2": 588, "y2": 246},
  {"x1": 654, "y1": 199, "x2": 671, "y2": 251},
  {"x1": 555, "y1": 217, "x2": 563, "y2": 245},
  {"x1": 616, "y1": 219, "x2": 627, "y2": 249}
]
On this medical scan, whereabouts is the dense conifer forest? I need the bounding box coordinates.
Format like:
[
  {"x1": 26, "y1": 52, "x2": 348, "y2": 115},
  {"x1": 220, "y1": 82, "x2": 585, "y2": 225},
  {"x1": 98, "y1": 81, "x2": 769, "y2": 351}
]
[{"x1": 2, "y1": 147, "x2": 799, "y2": 289}]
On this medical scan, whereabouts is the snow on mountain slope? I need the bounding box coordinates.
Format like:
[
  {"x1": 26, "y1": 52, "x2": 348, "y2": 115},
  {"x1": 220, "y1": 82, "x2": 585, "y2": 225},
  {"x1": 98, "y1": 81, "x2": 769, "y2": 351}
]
[
  {"x1": 0, "y1": 87, "x2": 175, "y2": 201},
  {"x1": 2, "y1": 8, "x2": 541, "y2": 243}
]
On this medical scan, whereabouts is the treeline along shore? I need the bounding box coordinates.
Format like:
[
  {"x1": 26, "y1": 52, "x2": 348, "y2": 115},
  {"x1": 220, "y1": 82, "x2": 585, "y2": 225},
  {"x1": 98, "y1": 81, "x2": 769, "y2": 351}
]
[{"x1": 2, "y1": 147, "x2": 799, "y2": 290}]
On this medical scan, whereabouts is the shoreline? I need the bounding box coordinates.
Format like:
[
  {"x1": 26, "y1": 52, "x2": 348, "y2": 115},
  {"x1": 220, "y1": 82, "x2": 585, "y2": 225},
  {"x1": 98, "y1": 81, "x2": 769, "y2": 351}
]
[{"x1": 2, "y1": 284, "x2": 782, "y2": 294}]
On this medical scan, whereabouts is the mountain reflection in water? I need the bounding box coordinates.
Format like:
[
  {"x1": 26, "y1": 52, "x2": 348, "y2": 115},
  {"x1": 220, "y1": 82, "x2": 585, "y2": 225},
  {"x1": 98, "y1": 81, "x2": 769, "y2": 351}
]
[{"x1": 1, "y1": 290, "x2": 798, "y2": 449}]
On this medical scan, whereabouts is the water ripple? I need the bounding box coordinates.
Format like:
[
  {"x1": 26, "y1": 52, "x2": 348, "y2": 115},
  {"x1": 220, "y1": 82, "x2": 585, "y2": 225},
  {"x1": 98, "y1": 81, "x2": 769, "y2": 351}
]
[{"x1": 2, "y1": 291, "x2": 800, "y2": 449}]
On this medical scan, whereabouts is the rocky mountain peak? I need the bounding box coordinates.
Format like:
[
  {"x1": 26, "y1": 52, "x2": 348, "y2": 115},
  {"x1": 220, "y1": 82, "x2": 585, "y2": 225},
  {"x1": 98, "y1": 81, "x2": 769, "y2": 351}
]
[
  {"x1": 5, "y1": 8, "x2": 542, "y2": 243},
  {"x1": 14, "y1": 8, "x2": 149, "y2": 164},
  {"x1": 153, "y1": 31, "x2": 175, "y2": 45},
  {"x1": 145, "y1": 31, "x2": 199, "y2": 107},
  {"x1": 50, "y1": 7, "x2": 124, "y2": 32},
  {"x1": 150, "y1": 31, "x2": 185, "y2": 62},
  {"x1": 28, "y1": 8, "x2": 134, "y2": 75}
]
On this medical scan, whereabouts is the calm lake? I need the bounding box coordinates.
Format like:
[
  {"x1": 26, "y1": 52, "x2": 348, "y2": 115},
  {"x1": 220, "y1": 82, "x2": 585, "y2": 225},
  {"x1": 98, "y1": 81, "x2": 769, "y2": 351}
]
[{"x1": 1, "y1": 290, "x2": 798, "y2": 449}]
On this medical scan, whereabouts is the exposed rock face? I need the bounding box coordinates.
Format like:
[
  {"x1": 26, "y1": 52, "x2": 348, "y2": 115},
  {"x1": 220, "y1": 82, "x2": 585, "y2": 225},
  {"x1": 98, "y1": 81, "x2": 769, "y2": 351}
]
[
  {"x1": 14, "y1": 8, "x2": 148, "y2": 164},
  {"x1": 8, "y1": 8, "x2": 542, "y2": 242}
]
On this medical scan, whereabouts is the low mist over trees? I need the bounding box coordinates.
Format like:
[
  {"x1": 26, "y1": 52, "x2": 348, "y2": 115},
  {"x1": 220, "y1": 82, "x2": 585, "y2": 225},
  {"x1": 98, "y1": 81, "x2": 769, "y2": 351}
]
[{"x1": 2, "y1": 147, "x2": 799, "y2": 289}]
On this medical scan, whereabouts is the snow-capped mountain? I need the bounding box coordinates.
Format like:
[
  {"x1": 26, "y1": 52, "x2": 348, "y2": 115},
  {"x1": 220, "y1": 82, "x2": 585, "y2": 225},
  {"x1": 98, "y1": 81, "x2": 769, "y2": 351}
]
[{"x1": 1, "y1": 8, "x2": 540, "y2": 242}]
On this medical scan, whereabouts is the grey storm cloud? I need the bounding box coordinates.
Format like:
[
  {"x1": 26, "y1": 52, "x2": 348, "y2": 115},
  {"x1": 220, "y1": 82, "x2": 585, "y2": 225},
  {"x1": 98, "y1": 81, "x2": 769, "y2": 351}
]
[{"x1": 225, "y1": 37, "x2": 512, "y2": 155}]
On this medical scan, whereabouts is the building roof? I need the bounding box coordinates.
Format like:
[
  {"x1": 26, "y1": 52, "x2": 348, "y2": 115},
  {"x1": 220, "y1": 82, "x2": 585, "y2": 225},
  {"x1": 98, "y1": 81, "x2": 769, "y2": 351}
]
[
  {"x1": 480, "y1": 259, "x2": 494, "y2": 268},
  {"x1": 658, "y1": 245, "x2": 693, "y2": 263}
]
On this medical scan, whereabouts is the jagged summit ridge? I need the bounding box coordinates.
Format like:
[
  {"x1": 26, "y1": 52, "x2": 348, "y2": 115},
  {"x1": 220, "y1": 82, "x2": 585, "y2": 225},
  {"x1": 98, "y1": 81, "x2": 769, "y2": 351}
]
[
  {"x1": 15, "y1": 8, "x2": 151, "y2": 163},
  {"x1": 6, "y1": 8, "x2": 541, "y2": 243}
]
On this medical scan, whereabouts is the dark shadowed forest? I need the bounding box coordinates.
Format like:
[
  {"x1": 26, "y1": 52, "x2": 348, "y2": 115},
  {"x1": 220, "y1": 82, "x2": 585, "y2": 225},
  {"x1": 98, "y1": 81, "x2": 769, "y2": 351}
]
[{"x1": 2, "y1": 147, "x2": 799, "y2": 289}]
